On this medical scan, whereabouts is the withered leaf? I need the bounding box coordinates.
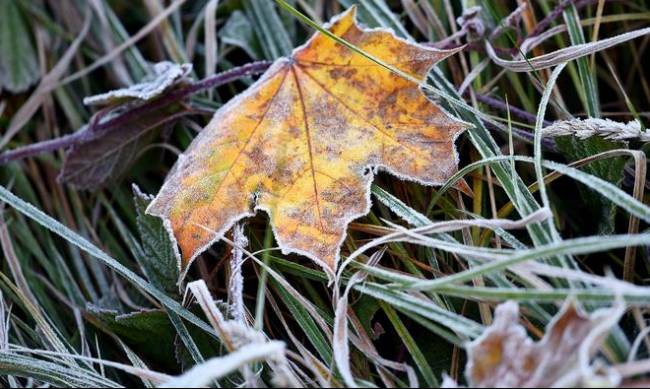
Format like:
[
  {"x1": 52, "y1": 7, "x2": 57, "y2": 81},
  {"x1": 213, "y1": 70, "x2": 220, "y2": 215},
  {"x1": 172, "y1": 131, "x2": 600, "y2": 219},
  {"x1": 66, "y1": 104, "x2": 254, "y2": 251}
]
[
  {"x1": 83, "y1": 62, "x2": 192, "y2": 106},
  {"x1": 148, "y1": 7, "x2": 467, "y2": 277},
  {"x1": 464, "y1": 300, "x2": 623, "y2": 388},
  {"x1": 58, "y1": 101, "x2": 191, "y2": 189},
  {"x1": 59, "y1": 63, "x2": 195, "y2": 190}
]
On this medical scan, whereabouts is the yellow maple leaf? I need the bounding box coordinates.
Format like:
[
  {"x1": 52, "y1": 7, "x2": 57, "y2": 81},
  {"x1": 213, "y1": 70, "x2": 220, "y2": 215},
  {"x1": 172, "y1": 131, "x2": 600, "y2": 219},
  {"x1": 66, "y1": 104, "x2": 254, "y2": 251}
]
[{"x1": 148, "y1": 7, "x2": 468, "y2": 278}]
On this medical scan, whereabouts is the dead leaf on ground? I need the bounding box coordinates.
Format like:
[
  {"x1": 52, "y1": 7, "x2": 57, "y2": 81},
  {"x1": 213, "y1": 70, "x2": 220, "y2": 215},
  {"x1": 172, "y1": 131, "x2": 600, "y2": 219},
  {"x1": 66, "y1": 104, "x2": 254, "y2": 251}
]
[
  {"x1": 148, "y1": 6, "x2": 468, "y2": 278},
  {"x1": 460, "y1": 300, "x2": 623, "y2": 388},
  {"x1": 83, "y1": 62, "x2": 192, "y2": 106},
  {"x1": 58, "y1": 62, "x2": 195, "y2": 189}
]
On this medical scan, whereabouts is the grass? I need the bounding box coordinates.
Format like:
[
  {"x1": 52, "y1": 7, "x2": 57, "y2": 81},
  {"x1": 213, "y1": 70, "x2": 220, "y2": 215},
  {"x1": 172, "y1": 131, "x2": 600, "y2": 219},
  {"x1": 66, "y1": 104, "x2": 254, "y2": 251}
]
[{"x1": 0, "y1": 0, "x2": 650, "y2": 387}]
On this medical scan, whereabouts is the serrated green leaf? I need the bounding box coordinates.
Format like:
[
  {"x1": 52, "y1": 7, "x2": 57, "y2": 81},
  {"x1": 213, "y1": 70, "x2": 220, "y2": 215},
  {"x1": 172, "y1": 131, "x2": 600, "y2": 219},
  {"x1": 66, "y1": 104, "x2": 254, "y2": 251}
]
[
  {"x1": 87, "y1": 306, "x2": 179, "y2": 370},
  {"x1": 133, "y1": 186, "x2": 179, "y2": 295}
]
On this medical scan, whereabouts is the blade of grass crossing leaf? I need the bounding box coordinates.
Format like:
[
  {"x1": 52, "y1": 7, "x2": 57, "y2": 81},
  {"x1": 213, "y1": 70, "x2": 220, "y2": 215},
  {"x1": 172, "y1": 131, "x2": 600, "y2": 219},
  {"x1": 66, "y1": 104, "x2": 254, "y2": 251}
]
[{"x1": 277, "y1": 0, "x2": 598, "y2": 254}]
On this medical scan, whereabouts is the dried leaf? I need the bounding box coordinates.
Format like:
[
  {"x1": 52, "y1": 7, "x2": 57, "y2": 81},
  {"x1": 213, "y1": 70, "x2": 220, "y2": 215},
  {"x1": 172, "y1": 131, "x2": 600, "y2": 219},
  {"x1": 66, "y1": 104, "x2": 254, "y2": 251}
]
[
  {"x1": 464, "y1": 300, "x2": 623, "y2": 387},
  {"x1": 148, "y1": 7, "x2": 467, "y2": 277},
  {"x1": 58, "y1": 101, "x2": 191, "y2": 189},
  {"x1": 186, "y1": 280, "x2": 299, "y2": 387},
  {"x1": 83, "y1": 62, "x2": 192, "y2": 106},
  {"x1": 59, "y1": 63, "x2": 195, "y2": 189},
  {"x1": 486, "y1": 25, "x2": 650, "y2": 72}
]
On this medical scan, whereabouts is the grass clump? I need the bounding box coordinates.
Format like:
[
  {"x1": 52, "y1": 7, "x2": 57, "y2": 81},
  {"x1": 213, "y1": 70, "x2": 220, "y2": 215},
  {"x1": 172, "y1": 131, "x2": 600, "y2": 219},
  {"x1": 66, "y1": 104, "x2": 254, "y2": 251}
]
[{"x1": 0, "y1": 0, "x2": 650, "y2": 387}]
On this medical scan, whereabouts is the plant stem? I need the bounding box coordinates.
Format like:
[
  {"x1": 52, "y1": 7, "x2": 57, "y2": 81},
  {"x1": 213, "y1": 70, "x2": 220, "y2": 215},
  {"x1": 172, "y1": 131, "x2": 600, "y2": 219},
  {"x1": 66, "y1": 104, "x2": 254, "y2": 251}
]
[{"x1": 0, "y1": 61, "x2": 273, "y2": 165}]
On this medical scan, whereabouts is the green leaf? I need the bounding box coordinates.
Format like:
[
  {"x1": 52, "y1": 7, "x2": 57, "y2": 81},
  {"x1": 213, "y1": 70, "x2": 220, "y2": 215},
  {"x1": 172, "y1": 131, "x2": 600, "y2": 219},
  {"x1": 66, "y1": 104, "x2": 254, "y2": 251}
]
[
  {"x1": 133, "y1": 185, "x2": 180, "y2": 295},
  {"x1": 555, "y1": 137, "x2": 626, "y2": 233},
  {"x1": 221, "y1": 11, "x2": 263, "y2": 60},
  {"x1": 0, "y1": 1, "x2": 39, "y2": 92},
  {"x1": 87, "y1": 306, "x2": 179, "y2": 370}
]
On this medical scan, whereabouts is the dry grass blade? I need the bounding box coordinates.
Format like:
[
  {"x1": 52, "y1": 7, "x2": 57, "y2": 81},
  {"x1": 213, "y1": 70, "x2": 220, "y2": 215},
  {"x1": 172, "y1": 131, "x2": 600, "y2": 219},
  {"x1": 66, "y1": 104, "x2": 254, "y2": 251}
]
[
  {"x1": 185, "y1": 280, "x2": 236, "y2": 352},
  {"x1": 204, "y1": 0, "x2": 219, "y2": 81},
  {"x1": 486, "y1": 26, "x2": 650, "y2": 72},
  {"x1": 228, "y1": 223, "x2": 247, "y2": 323},
  {"x1": 333, "y1": 248, "x2": 384, "y2": 387},
  {"x1": 1, "y1": 8, "x2": 91, "y2": 149},
  {"x1": 185, "y1": 279, "x2": 300, "y2": 386},
  {"x1": 159, "y1": 342, "x2": 287, "y2": 388},
  {"x1": 60, "y1": 0, "x2": 187, "y2": 86},
  {"x1": 338, "y1": 208, "x2": 552, "y2": 279}
]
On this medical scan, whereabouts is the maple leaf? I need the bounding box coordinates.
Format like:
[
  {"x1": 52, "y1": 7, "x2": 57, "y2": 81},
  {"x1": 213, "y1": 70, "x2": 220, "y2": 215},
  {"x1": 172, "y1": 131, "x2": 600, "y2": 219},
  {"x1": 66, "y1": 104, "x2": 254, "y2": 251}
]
[{"x1": 147, "y1": 7, "x2": 468, "y2": 277}]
